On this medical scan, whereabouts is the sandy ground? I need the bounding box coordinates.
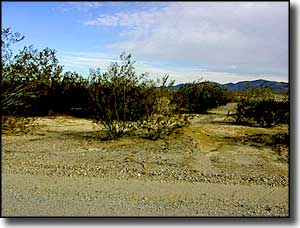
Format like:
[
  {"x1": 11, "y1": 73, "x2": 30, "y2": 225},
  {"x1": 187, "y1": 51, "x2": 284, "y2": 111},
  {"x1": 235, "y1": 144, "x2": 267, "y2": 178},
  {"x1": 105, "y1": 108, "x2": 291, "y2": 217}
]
[
  {"x1": 2, "y1": 174, "x2": 288, "y2": 216},
  {"x1": 1, "y1": 103, "x2": 289, "y2": 216}
]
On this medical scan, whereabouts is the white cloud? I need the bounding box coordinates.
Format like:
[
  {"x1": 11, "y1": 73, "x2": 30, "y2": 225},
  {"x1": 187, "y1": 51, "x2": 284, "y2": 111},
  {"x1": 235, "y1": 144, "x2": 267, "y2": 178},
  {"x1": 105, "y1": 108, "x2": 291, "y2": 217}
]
[
  {"x1": 58, "y1": 51, "x2": 119, "y2": 70},
  {"x1": 58, "y1": 51, "x2": 287, "y2": 84},
  {"x1": 134, "y1": 62, "x2": 287, "y2": 84},
  {"x1": 85, "y1": 2, "x2": 288, "y2": 79},
  {"x1": 56, "y1": 2, "x2": 102, "y2": 12}
]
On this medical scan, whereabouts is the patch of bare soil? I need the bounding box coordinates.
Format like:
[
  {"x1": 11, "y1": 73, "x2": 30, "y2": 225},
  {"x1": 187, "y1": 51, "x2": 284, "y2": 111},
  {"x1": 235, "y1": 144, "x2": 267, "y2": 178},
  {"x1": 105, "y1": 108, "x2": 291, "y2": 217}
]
[
  {"x1": 2, "y1": 103, "x2": 289, "y2": 216},
  {"x1": 2, "y1": 174, "x2": 288, "y2": 216}
]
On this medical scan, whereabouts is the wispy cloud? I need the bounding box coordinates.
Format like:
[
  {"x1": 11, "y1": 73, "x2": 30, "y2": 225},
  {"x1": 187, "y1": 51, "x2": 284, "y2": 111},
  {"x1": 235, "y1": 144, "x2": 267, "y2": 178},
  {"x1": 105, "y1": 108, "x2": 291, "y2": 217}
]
[
  {"x1": 84, "y1": 9, "x2": 160, "y2": 27},
  {"x1": 58, "y1": 51, "x2": 287, "y2": 84},
  {"x1": 55, "y1": 2, "x2": 102, "y2": 12},
  {"x1": 58, "y1": 51, "x2": 118, "y2": 70},
  {"x1": 84, "y1": 2, "x2": 288, "y2": 79}
]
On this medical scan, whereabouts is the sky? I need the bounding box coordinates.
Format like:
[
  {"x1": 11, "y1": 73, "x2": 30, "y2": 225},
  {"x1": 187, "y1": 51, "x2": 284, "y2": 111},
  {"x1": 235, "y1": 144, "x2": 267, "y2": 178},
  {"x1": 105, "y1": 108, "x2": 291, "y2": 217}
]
[{"x1": 2, "y1": 1, "x2": 288, "y2": 84}]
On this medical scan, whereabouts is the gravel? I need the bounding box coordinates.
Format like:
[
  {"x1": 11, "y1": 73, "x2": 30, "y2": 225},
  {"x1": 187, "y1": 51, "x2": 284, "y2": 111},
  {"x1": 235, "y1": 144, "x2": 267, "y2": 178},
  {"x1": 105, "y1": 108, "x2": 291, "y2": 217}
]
[
  {"x1": 2, "y1": 174, "x2": 288, "y2": 217},
  {"x1": 2, "y1": 113, "x2": 289, "y2": 216}
]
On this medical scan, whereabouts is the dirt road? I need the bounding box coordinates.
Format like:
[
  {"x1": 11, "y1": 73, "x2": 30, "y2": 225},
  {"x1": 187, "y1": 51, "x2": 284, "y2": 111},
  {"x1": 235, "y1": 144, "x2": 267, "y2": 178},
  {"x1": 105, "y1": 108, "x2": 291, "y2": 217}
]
[{"x1": 2, "y1": 174, "x2": 288, "y2": 216}]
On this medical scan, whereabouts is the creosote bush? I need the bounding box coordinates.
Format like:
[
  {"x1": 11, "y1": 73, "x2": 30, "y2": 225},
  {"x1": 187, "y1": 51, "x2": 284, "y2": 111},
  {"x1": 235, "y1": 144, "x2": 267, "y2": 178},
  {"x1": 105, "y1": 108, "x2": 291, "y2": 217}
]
[
  {"x1": 137, "y1": 96, "x2": 191, "y2": 140},
  {"x1": 88, "y1": 53, "x2": 150, "y2": 138},
  {"x1": 172, "y1": 80, "x2": 231, "y2": 114},
  {"x1": 88, "y1": 53, "x2": 191, "y2": 139},
  {"x1": 234, "y1": 95, "x2": 289, "y2": 127},
  {"x1": 2, "y1": 45, "x2": 63, "y2": 116}
]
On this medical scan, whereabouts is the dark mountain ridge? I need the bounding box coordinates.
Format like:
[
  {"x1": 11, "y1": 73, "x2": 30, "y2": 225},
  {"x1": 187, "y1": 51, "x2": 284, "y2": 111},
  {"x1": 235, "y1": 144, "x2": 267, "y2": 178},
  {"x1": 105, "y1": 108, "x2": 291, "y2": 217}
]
[
  {"x1": 222, "y1": 79, "x2": 288, "y2": 93},
  {"x1": 171, "y1": 79, "x2": 288, "y2": 94}
]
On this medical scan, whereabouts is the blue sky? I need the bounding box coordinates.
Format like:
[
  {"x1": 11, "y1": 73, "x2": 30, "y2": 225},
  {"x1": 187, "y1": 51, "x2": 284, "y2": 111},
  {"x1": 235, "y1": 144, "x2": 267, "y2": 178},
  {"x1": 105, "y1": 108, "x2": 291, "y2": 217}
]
[{"x1": 2, "y1": 1, "x2": 288, "y2": 83}]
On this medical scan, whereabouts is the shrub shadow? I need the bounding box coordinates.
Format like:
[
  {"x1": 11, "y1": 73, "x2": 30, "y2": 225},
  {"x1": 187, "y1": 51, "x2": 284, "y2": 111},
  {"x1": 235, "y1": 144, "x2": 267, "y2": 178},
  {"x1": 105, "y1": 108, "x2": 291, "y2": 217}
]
[
  {"x1": 55, "y1": 130, "x2": 112, "y2": 141},
  {"x1": 223, "y1": 133, "x2": 289, "y2": 150}
]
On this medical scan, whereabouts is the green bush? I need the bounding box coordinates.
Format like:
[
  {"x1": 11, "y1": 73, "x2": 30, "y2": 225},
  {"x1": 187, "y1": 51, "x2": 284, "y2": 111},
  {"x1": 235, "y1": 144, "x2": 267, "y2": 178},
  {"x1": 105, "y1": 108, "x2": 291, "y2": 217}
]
[
  {"x1": 88, "y1": 53, "x2": 190, "y2": 139},
  {"x1": 172, "y1": 81, "x2": 231, "y2": 114},
  {"x1": 2, "y1": 45, "x2": 63, "y2": 116},
  {"x1": 136, "y1": 90, "x2": 191, "y2": 140},
  {"x1": 88, "y1": 53, "x2": 151, "y2": 138},
  {"x1": 234, "y1": 97, "x2": 289, "y2": 127}
]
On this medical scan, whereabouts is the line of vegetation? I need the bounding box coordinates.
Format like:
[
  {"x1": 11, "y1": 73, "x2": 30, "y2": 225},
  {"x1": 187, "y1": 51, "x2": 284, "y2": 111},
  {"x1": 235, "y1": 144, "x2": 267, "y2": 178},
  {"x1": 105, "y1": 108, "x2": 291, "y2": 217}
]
[
  {"x1": 233, "y1": 88, "x2": 289, "y2": 127},
  {"x1": 1, "y1": 27, "x2": 289, "y2": 139}
]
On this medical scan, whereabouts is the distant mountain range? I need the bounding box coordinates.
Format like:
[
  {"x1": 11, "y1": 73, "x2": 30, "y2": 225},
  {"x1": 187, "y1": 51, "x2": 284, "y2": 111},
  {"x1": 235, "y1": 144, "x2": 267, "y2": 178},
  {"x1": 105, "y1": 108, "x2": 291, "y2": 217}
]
[
  {"x1": 222, "y1": 79, "x2": 288, "y2": 93},
  {"x1": 171, "y1": 79, "x2": 288, "y2": 94}
]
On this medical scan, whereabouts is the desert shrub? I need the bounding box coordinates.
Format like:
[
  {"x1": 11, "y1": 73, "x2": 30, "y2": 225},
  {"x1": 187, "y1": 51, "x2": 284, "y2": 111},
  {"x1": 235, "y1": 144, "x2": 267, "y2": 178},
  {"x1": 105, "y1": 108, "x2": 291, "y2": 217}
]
[
  {"x1": 136, "y1": 96, "x2": 191, "y2": 140},
  {"x1": 234, "y1": 96, "x2": 289, "y2": 127},
  {"x1": 2, "y1": 27, "x2": 24, "y2": 65},
  {"x1": 88, "y1": 53, "x2": 154, "y2": 138},
  {"x1": 2, "y1": 45, "x2": 63, "y2": 116},
  {"x1": 1, "y1": 28, "x2": 32, "y2": 116},
  {"x1": 88, "y1": 53, "x2": 191, "y2": 139},
  {"x1": 57, "y1": 71, "x2": 91, "y2": 117},
  {"x1": 135, "y1": 76, "x2": 191, "y2": 140},
  {"x1": 1, "y1": 80, "x2": 35, "y2": 116},
  {"x1": 271, "y1": 133, "x2": 289, "y2": 162},
  {"x1": 172, "y1": 80, "x2": 231, "y2": 114}
]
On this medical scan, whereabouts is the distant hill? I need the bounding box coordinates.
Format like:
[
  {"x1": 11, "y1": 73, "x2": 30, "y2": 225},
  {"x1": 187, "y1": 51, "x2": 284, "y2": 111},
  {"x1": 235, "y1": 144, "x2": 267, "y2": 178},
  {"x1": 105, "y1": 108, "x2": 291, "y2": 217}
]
[
  {"x1": 170, "y1": 79, "x2": 288, "y2": 94},
  {"x1": 222, "y1": 79, "x2": 288, "y2": 93},
  {"x1": 170, "y1": 83, "x2": 186, "y2": 90}
]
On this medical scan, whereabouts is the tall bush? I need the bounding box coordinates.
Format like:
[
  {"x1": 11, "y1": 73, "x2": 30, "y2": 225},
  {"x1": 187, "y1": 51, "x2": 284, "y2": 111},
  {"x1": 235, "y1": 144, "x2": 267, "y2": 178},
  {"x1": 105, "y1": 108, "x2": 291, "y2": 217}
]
[
  {"x1": 88, "y1": 53, "x2": 154, "y2": 138},
  {"x1": 2, "y1": 45, "x2": 63, "y2": 116},
  {"x1": 88, "y1": 53, "x2": 190, "y2": 139},
  {"x1": 1, "y1": 27, "x2": 29, "y2": 116}
]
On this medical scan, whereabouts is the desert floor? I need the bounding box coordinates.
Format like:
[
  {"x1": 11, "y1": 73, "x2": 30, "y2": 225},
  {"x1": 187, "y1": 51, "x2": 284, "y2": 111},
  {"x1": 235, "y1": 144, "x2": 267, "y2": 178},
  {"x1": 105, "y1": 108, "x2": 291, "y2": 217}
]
[{"x1": 2, "y1": 103, "x2": 289, "y2": 216}]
